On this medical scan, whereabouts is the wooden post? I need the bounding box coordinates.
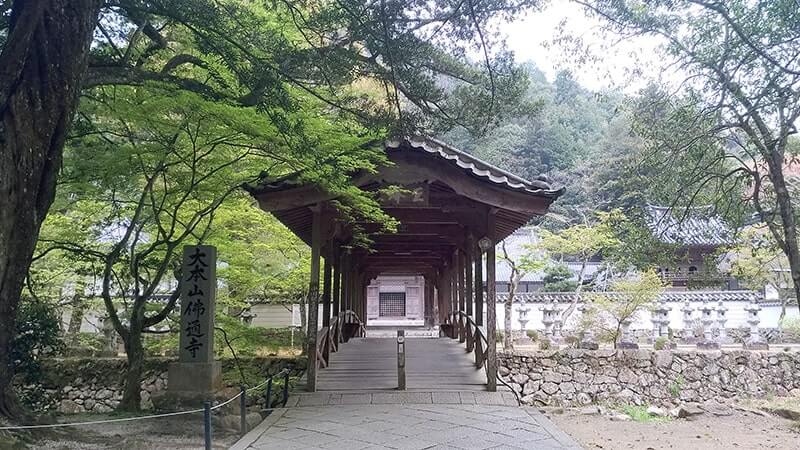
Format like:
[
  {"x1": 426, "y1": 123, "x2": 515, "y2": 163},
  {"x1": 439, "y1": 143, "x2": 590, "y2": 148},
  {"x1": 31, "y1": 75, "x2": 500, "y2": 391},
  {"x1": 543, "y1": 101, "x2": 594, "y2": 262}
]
[
  {"x1": 397, "y1": 330, "x2": 406, "y2": 390},
  {"x1": 306, "y1": 206, "x2": 322, "y2": 392},
  {"x1": 457, "y1": 250, "x2": 466, "y2": 343},
  {"x1": 341, "y1": 250, "x2": 350, "y2": 314},
  {"x1": 322, "y1": 253, "x2": 332, "y2": 328},
  {"x1": 475, "y1": 242, "x2": 483, "y2": 327},
  {"x1": 485, "y1": 213, "x2": 498, "y2": 391},
  {"x1": 332, "y1": 247, "x2": 341, "y2": 318},
  {"x1": 465, "y1": 244, "x2": 474, "y2": 352}
]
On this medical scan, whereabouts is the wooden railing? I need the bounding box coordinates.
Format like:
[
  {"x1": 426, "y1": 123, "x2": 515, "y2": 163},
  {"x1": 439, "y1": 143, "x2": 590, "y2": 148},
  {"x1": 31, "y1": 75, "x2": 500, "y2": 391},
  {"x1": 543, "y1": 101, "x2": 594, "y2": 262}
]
[
  {"x1": 444, "y1": 311, "x2": 489, "y2": 376},
  {"x1": 315, "y1": 310, "x2": 365, "y2": 369}
]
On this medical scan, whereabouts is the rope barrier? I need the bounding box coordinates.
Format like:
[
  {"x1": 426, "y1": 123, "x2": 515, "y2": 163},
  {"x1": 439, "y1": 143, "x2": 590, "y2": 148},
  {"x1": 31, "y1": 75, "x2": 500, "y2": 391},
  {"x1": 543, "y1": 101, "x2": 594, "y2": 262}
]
[
  {"x1": 0, "y1": 407, "x2": 206, "y2": 430},
  {"x1": 0, "y1": 374, "x2": 285, "y2": 431}
]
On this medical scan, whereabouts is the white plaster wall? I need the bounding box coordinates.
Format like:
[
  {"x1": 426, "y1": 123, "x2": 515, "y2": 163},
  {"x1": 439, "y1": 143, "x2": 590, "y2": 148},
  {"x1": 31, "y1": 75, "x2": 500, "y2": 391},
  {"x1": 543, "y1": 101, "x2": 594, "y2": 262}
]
[{"x1": 493, "y1": 301, "x2": 799, "y2": 331}]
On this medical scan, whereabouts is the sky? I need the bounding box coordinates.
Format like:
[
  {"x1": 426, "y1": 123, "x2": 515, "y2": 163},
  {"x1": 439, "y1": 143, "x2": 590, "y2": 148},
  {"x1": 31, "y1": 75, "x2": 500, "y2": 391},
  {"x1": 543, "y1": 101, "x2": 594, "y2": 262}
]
[{"x1": 500, "y1": 2, "x2": 668, "y2": 92}]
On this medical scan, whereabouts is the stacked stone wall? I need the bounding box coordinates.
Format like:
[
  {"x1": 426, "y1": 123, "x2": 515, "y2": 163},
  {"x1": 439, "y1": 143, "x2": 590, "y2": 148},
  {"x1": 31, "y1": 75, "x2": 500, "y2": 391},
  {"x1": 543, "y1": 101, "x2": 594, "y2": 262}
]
[
  {"x1": 15, "y1": 357, "x2": 300, "y2": 413},
  {"x1": 499, "y1": 349, "x2": 800, "y2": 407}
]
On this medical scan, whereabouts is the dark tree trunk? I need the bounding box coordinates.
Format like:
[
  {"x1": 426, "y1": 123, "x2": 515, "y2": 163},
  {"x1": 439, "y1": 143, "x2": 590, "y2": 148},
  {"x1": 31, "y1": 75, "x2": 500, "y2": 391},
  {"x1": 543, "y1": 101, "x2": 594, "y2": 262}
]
[
  {"x1": 766, "y1": 154, "x2": 800, "y2": 315},
  {"x1": 119, "y1": 326, "x2": 144, "y2": 411},
  {"x1": 504, "y1": 279, "x2": 516, "y2": 351},
  {"x1": 0, "y1": 0, "x2": 101, "y2": 420},
  {"x1": 67, "y1": 296, "x2": 86, "y2": 347}
]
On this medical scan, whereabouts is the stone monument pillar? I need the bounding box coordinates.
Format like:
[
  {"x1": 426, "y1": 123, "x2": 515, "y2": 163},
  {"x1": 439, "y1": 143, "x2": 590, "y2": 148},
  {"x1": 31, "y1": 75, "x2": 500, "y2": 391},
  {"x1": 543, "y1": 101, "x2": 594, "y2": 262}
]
[
  {"x1": 540, "y1": 300, "x2": 557, "y2": 344},
  {"x1": 651, "y1": 299, "x2": 676, "y2": 349},
  {"x1": 697, "y1": 300, "x2": 720, "y2": 349},
  {"x1": 743, "y1": 299, "x2": 768, "y2": 350},
  {"x1": 168, "y1": 245, "x2": 221, "y2": 397}
]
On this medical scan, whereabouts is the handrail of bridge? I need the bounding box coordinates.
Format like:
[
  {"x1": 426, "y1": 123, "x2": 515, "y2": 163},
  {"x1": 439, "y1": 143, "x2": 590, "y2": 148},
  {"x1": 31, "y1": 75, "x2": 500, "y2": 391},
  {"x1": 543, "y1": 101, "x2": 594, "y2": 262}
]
[
  {"x1": 443, "y1": 311, "x2": 521, "y2": 405},
  {"x1": 315, "y1": 310, "x2": 366, "y2": 369}
]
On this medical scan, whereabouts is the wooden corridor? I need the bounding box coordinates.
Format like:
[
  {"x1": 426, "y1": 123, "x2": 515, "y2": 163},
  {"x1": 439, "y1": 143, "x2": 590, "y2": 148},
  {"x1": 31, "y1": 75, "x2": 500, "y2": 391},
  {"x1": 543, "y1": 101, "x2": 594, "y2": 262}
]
[{"x1": 313, "y1": 336, "x2": 488, "y2": 391}]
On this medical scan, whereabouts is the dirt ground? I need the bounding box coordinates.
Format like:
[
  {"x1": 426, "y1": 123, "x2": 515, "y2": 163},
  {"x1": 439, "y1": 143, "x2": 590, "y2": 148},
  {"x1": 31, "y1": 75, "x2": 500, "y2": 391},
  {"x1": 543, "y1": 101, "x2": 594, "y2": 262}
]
[
  {"x1": 548, "y1": 407, "x2": 800, "y2": 450},
  {"x1": 12, "y1": 415, "x2": 240, "y2": 450}
]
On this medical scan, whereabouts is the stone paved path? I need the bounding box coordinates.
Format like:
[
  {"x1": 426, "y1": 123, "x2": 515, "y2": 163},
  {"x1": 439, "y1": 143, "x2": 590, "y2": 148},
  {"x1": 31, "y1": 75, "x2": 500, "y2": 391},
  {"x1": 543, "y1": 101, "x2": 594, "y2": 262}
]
[{"x1": 232, "y1": 403, "x2": 583, "y2": 450}]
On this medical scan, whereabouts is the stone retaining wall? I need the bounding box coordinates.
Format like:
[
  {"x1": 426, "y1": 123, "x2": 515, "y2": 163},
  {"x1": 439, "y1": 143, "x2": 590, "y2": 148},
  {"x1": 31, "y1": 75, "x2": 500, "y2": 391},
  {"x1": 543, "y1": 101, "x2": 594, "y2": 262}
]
[
  {"x1": 498, "y1": 349, "x2": 800, "y2": 407},
  {"x1": 16, "y1": 357, "x2": 300, "y2": 413}
]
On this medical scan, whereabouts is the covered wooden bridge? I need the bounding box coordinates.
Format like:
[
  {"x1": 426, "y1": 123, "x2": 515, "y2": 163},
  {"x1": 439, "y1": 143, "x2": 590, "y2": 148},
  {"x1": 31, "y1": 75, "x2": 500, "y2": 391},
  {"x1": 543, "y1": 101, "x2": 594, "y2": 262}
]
[{"x1": 247, "y1": 136, "x2": 562, "y2": 392}]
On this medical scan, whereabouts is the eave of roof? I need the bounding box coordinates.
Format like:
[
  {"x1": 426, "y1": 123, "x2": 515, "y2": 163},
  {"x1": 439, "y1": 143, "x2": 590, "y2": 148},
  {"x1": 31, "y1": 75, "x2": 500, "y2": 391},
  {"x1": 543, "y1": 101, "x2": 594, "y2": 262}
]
[{"x1": 245, "y1": 135, "x2": 565, "y2": 200}]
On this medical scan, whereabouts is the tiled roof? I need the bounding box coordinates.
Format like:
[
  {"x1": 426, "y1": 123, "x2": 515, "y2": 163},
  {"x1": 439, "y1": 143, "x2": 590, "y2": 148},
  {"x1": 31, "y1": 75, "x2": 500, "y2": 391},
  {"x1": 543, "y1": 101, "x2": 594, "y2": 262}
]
[
  {"x1": 496, "y1": 290, "x2": 763, "y2": 304},
  {"x1": 645, "y1": 205, "x2": 732, "y2": 246},
  {"x1": 247, "y1": 136, "x2": 565, "y2": 199},
  {"x1": 386, "y1": 136, "x2": 564, "y2": 197}
]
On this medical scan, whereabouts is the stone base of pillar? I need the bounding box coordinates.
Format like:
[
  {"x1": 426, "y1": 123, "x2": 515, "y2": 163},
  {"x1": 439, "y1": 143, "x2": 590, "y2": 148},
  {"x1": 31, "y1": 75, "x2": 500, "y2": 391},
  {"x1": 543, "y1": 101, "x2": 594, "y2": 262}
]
[
  {"x1": 167, "y1": 361, "x2": 222, "y2": 393},
  {"x1": 617, "y1": 341, "x2": 639, "y2": 349},
  {"x1": 577, "y1": 340, "x2": 599, "y2": 350},
  {"x1": 696, "y1": 340, "x2": 720, "y2": 350},
  {"x1": 743, "y1": 340, "x2": 769, "y2": 350}
]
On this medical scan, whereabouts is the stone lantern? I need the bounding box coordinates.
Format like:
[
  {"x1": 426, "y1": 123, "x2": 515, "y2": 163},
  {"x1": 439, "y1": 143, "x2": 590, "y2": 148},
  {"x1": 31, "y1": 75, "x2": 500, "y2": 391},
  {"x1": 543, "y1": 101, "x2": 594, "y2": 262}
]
[
  {"x1": 697, "y1": 300, "x2": 720, "y2": 349},
  {"x1": 743, "y1": 299, "x2": 769, "y2": 350},
  {"x1": 651, "y1": 299, "x2": 671, "y2": 339},
  {"x1": 516, "y1": 304, "x2": 531, "y2": 342},
  {"x1": 680, "y1": 301, "x2": 695, "y2": 342},
  {"x1": 617, "y1": 316, "x2": 639, "y2": 349},
  {"x1": 715, "y1": 300, "x2": 730, "y2": 344},
  {"x1": 539, "y1": 299, "x2": 560, "y2": 344},
  {"x1": 577, "y1": 303, "x2": 599, "y2": 350}
]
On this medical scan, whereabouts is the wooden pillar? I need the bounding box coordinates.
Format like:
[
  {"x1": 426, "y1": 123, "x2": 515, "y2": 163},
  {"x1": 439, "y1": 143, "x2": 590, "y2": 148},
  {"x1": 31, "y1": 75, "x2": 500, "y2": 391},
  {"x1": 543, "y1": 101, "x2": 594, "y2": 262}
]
[
  {"x1": 322, "y1": 252, "x2": 332, "y2": 328},
  {"x1": 485, "y1": 213, "x2": 498, "y2": 392},
  {"x1": 475, "y1": 242, "x2": 484, "y2": 327},
  {"x1": 465, "y1": 243, "x2": 474, "y2": 352},
  {"x1": 457, "y1": 250, "x2": 466, "y2": 343},
  {"x1": 342, "y1": 250, "x2": 351, "y2": 313},
  {"x1": 332, "y1": 247, "x2": 341, "y2": 317},
  {"x1": 306, "y1": 206, "x2": 322, "y2": 392}
]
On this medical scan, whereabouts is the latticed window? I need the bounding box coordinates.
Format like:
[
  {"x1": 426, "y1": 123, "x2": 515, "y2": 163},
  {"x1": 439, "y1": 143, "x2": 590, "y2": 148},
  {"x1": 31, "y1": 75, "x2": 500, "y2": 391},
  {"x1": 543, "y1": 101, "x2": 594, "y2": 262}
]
[{"x1": 379, "y1": 292, "x2": 406, "y2": 317}]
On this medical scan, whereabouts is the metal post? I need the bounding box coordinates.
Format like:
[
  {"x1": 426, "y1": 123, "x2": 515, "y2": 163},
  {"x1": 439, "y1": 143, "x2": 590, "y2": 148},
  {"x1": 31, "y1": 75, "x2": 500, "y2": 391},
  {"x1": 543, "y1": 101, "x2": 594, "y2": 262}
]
[
  {"x1": 203, "y1": 400, "x2": 212, "y2": 450},
  {"x1": 264, "y1": 377, "x2": 273, "y2": 409},
  {"x1": 239, "y1": 385, "x2": 247, "y2": 436},
  {"x1": 397, "y1": 330, "x2": 406, "y2": 390},
  {"x1": 282, "y1": 371, "x2": 290, "y2": 406}
]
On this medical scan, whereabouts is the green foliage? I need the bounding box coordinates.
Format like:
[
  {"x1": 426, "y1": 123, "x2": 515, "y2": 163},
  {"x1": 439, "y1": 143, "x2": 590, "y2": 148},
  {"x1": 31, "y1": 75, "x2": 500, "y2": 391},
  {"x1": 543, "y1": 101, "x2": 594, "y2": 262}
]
[
  {"x1": 542, "y1": 264, "x2": 577, "y2": 292},
  {"x1": 669, "y1": 375, "x2": 685, "y2": 399},
  {"x1": 11, "y1": 299, "x2": 64, "y2": 383},
  {"x1": 215, "y1": 316, "x2": 299, "y2": 359},
  {"x1": 779, "y1": 317, "x2": 800, "y2": 341},
  {"x1": 620, "y1": 405, "x2": 671, "y2": 423},
  {"x1": 526, "y1": 329, "x2": 539, "y2": 341},
  {"x1": 583, "y1": 271, "x2": 664, "y2": 345},
  {"x1": 654, "y1": 336, "x2": 668, "y2": 351}
]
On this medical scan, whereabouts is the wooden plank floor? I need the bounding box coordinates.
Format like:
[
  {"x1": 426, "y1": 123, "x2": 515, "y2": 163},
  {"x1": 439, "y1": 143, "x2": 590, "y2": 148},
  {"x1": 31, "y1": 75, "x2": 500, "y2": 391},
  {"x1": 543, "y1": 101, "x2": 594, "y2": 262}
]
[{"x1": 315, "y1": 337, "x2": 489, "y2": 391}]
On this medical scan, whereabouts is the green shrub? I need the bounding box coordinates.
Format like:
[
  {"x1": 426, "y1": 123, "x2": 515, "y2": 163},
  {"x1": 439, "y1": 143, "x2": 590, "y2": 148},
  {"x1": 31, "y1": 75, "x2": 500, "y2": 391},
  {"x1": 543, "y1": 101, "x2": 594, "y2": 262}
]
[
  {"x1": 526, "y1": 329, "x2": 539, "y2": 341},
  {"x1": 779, "y1": 316, "x2": 800, "y2": 340},
  {"x1": 654, "y1": 336, "x2": 668, "y2": 350},
  {"x1": 539, "y1": 339, "x2": 551, "y2": 350}
]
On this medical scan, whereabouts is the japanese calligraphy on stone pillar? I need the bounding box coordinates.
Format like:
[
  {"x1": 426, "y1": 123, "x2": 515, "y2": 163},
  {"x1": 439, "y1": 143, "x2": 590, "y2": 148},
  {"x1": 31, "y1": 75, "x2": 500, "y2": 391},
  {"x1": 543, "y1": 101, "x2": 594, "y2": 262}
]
[{"x1": 179, "y1": 245, "x2": 217, "y2": 363}]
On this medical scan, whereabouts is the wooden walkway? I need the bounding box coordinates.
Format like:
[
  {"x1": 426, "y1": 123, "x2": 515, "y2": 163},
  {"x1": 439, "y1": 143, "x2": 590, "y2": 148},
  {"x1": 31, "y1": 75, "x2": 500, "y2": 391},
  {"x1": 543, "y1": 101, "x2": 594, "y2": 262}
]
[{"x1": 312, "y1": 337, "x2": 488, "y2": 391}]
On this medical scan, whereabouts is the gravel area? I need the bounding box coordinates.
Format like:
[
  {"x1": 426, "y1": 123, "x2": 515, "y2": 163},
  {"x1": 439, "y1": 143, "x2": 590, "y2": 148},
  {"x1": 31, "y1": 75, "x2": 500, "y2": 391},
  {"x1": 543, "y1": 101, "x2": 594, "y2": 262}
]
[
  {"x1": 548, "y1": 406, "x2": 800, "y2": 449},
  {"x1": 26, "y1": 414, "x2": 239, "y2": 450}
]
